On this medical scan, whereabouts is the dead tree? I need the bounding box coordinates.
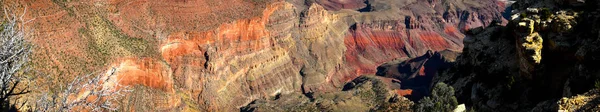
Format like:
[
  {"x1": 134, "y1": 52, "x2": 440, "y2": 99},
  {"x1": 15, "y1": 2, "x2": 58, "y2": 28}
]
[
  {"x1": 0, "y1": 7, "x2": 32, "y2": 111},
  {"x1": 0, "y1": 6, "x2": 129, "y2": 111},
  {"x1": 34, "y1": 67, "x2": 132, "y2": 112}
]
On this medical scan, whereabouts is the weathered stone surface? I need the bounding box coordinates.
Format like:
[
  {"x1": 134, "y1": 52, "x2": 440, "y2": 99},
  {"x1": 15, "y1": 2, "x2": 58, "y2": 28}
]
[
  {"x1": 108, "y1": 58, "x2": 174, "y2": 92},
  {"x1": 295, "y1": 3, "x2": 349, "y2": 94},
  {"x1": 511, "y1": 8, "x2": 580, "y2": 78}
]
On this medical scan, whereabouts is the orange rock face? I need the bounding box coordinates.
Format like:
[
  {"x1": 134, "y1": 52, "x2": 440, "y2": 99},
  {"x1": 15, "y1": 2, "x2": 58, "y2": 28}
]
[
  {"x1": 6, "y1": 0, "x2": 506, "y2": 111},
  {"x1": 397, "y1": 89, "x2": 414, "y2": 96},
  {"x1": 343, "y1": 24, "x2": 410, "y2": 76},
  {"x1": 341, "y1": 22, "x2": 463, "y2": 82},
  {"x1": 332, "y1": 0, "x2": 505, "y2": 88},
  {"x1": 110, "y1": 58, "x2": 173, "y2": 92},
  {"x1": 147, "y1": 2, "x2": 303, "y2": 111}
]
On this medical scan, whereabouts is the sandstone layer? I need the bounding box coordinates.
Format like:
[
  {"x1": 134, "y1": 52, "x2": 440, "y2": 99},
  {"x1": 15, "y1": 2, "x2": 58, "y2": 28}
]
[{"x1": 3, "y1": 0, "x2": 506, "y2": 111}]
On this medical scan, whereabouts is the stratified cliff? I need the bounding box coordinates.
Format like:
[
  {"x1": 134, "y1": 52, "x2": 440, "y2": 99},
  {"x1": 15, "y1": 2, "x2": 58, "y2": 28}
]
[{"x1": 2, "y1": 0, "x2": 506, "y2": 111}]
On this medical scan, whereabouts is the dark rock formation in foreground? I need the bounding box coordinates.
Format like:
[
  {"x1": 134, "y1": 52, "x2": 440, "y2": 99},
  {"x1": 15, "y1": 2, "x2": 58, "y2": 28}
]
[{"x1": 434, "y1": 0, "x2": 600, "y2": 111}]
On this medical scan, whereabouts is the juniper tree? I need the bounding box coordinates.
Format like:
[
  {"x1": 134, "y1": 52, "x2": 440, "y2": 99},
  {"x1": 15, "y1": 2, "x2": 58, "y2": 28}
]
[{"x1": 415, "y1": 82, "x2": 458, "y2": 112}]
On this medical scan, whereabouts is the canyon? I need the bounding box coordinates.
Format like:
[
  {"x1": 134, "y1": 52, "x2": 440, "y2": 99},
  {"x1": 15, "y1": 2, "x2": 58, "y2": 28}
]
[{"x1": 3, "y1": 0, "x2": 508, "y2": 111}]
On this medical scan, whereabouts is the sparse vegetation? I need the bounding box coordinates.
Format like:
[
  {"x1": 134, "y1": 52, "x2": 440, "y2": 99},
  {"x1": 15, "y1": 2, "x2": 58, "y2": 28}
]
[
  {"x1": 520, "y1": 12, "x2": 528, "y2": 18},
  {"x1": 0, "y1": 7, "x2": 131, "y2": 111},
  {"x1": 540, "y1": 8, "x2": 552, "y2": 20},
  {"x1": 373, "y1": 95, "x2": 415, "y2": 112},
  {"x1": 51, "y1": 0, "x2": 75, "y2": 16},
  {"x1": 506, "y1": 75, "x2": 516, "y2": 90},
  {"x1": 33, "y1": 68, "x2": 131, "y2": 111},
  {"x1": 415, "y1": 82, "x2": 458, "y2": 112}
]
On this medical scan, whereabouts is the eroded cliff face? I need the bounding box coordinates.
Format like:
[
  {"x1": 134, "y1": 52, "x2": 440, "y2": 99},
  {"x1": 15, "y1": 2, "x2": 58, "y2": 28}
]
[
  {"x1": 336, "y1": 0, "x2": 505, "y2": 96},
  {"x1": 5, "y1": 0, "x2": 506, "y2": 111}
]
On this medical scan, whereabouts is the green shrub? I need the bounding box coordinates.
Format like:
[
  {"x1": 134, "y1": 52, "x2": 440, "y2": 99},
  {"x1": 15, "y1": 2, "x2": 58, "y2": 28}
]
[
  {"x1": 520, "y1": 12, "x2": 528, "y2": 19},
  {"x1": 540, "y1": 8, "x2": 553, "y2": 20},
  {"x1": 415, "y1": 82, "x2": 458, "y2": 112}
]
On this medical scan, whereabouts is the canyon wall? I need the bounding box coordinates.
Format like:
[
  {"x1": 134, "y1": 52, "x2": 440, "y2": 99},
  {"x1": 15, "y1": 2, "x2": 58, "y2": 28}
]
[{"x1": 5, "y1": 0, "x2": 505, "y2": 111}]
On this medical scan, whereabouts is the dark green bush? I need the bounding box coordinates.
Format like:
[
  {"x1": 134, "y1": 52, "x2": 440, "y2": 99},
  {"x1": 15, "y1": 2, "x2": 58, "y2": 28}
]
[{"x1": 415, "y1": 82, "x2": 458, "y2": 112}]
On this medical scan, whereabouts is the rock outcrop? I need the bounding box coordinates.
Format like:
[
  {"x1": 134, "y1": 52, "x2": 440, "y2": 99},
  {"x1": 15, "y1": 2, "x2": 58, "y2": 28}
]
[
  {"x1": 557, "y1": 89, "x2": 600, "y2": 111},
  {"x1": 513, "y1": 8, "x2": 580, "y2": 77},
  {"x1": 434, "y1": 0, "x2": 600, "y2": 111}
]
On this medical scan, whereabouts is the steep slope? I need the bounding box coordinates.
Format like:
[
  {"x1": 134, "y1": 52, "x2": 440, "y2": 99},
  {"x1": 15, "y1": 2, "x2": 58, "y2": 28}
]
[
  {"x1": 336, "y1": 0, "x2": 505, "y2": 86},
  {"x1": 435, "y1": 0, "x2": 600, "y2": 111},
  {"x1": 3, "y1": 0, "x2": 506, "y2": 111},
  {"x1": 376, "y1": 50, "x2": 459, "y2": 101}
]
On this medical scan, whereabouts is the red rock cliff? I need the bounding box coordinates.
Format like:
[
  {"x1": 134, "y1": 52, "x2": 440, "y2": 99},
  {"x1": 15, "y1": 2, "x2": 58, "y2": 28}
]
[{"x1": 6, "y1": 0, "x2": 505, "y2": 111}]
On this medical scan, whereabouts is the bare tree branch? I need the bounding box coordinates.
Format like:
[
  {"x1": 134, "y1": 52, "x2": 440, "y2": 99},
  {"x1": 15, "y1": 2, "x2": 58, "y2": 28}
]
[
  {"x1": 34, "y1": 67, "x2": 132, "y2": 112},
  {"x1": 0, "y1": 5, "x2": 32, "y2": 111},
  {"x1": 0, "y1": 6, "x2": 130, "y2": 111}
]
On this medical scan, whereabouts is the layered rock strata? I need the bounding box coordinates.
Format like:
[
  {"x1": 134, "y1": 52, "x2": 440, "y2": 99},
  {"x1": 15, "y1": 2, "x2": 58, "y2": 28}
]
[
  {"x1": 5, "y1": 0, "x2": 507, "y2": 111},
  {"x1": 337, "y1": 0, "x2": 505, "y2": 89}
]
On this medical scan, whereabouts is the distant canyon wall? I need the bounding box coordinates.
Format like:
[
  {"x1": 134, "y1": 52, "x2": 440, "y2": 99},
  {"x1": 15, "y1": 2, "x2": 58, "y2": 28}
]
[{"x1": 10, "y1": 0, "x2": 505, "y2": 111}]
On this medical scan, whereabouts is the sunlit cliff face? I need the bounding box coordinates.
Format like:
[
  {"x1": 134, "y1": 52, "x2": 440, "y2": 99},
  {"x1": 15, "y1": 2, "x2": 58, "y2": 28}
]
[{"x1": 12, "y1": 0, "x2": 506, "y2": 110}]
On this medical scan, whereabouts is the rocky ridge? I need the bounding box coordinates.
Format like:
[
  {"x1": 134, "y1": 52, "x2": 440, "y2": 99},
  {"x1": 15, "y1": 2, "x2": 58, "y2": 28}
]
[{"x1": 435, "y1": 0, "x2": 600, "y2": 111}]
